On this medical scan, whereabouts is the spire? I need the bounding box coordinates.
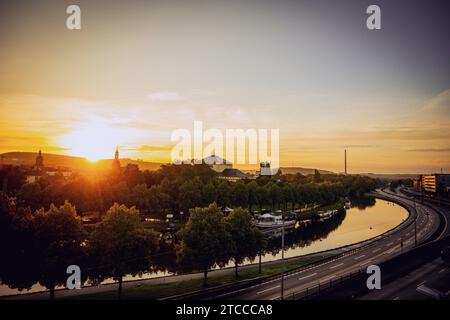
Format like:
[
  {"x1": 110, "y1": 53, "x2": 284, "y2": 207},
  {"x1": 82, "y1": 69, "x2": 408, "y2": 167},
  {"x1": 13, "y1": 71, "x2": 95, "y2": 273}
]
[
  {"x1": 35, "y1": 149, "x2": 44, "y2": 170},
  {"x1": 112, "y1": 146, "x2": 121, "y2": 171}
]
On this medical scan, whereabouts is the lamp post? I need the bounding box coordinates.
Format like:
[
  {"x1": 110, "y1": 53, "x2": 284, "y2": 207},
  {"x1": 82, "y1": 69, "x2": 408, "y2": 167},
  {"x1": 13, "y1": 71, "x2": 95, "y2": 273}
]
[
  {"x1": 280, "y1": 214, "x2": 285, "y2": 300},
  {"x1": 413, "y1": 199, "x2": 417, "y2": 247}
]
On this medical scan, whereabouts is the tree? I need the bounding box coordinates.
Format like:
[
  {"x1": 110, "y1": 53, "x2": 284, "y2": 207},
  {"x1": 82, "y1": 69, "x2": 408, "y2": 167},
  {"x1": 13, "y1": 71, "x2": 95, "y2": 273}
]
[
  {"x1": 216, "y1": 181, "x2": 231, "y2": 208},
  {"x1": 225, "y1": 208, "x2": 264, "y2": 277},
  {"x1": 256, "y1": 185, "x2": 269, "y2": 210},
  {"x1": 89, "y1": 203, "x2": 159, "y2": 299},
  {"x1": 32, "y1": 201, "x2": 87, "y2": 299},
  {"x1": 179, "y1": 179, "x2": 202, "y2": 212},
  {"x1": 247, "y1": 181, "x2": 259, "y2": 212},
  {"x1": 176, "y1": 203, "x2": 231, "y2": 286},
  {"x1": 201, "y1": 182, "x2": 217, "y2": 207},
  {"x1": 268, "y1": 183, "x2": 282, "y2": 210},
  {"x1": 231, "y1": 181, "x2": 248, "y2": 208},
  {"x1": 0, "y1": 192, "x2": 39, "y2": 292}
]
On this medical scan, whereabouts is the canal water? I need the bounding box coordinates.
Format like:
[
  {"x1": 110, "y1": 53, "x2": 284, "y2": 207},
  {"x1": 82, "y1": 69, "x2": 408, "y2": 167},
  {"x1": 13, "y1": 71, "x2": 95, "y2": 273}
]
[{"x1": 0, "y1": 198, "x2": 408, "y2": 296}]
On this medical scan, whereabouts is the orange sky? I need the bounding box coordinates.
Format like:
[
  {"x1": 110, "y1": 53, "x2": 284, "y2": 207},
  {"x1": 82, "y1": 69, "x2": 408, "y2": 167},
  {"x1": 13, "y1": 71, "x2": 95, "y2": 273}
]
[{"x1": 0, "y1": 1, "x2": 449, "y2": 174}]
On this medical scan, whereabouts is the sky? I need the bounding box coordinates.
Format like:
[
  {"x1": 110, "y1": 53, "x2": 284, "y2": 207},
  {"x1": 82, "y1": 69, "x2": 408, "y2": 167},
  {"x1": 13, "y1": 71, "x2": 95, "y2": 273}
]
[{"x1": 0, "y1": 0, "x2": 449, "y2": 173}]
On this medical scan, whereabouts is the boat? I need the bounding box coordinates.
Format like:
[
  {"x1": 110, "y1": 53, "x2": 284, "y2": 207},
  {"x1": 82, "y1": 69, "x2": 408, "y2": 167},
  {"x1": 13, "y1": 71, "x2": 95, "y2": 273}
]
[
  {"x1": 344, "y1": 198, "x2": 351, "y2": 209},
  {"x1": 255, "y1": 213, "x2": 296, "y2": 229}
]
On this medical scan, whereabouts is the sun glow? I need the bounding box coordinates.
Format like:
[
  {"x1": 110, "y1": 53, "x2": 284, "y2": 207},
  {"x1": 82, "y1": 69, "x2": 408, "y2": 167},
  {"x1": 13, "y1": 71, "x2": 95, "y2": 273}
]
[{"x1": 59, "y1": 121, "x2": 131, "y2": 162}]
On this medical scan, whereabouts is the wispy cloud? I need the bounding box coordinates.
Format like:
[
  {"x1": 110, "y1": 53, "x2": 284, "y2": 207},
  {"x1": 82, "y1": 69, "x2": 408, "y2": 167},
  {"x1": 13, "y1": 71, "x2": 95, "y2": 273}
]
[
  {"x1": 146, "y1": 91, "x2": 185, "y2": 101},
  {"x1": 407, "y1": 148, "x2": 450, "y2": 153}
]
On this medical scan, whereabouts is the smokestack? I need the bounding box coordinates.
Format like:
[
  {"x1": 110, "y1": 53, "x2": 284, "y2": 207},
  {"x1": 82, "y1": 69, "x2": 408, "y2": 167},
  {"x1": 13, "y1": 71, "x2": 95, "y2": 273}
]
[{"x1": 345, "y1": 149, "x2": 347, "y2": 175}]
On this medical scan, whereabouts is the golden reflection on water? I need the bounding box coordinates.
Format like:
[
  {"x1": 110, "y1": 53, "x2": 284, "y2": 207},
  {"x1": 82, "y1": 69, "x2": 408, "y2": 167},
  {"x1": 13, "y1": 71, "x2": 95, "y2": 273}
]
[
  {"x1": 261, "y1": 198, "x2": 408, "y2": 262},
  {"x1": 0, "y1": 199, "x2": 407, "y2": 296}
]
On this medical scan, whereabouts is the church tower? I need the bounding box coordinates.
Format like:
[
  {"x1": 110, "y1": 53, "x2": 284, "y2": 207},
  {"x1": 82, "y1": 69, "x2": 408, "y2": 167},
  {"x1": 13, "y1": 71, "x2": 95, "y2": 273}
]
[
  {"x1": 112, "y1": 146, "x2": 121, "y2": 171},
  {"x1": 35, "y1": 150, "x2": 44, "y2": 171}
]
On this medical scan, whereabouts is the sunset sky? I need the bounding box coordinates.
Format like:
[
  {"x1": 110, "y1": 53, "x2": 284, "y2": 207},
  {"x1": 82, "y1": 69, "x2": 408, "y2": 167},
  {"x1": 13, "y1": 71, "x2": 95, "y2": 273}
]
[{"x1": 0, "y1": 0, "x2": 449, "y2": 173}]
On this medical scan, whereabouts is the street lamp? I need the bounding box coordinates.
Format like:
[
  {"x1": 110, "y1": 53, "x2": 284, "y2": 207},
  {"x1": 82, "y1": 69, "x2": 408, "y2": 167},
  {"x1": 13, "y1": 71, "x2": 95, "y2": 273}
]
[
  {"x1": 413, "y1": 199, "x2": 417, "y2": 247},
  {"x1": 280, "y1": 213, "x2": 285, "y2": 300}
]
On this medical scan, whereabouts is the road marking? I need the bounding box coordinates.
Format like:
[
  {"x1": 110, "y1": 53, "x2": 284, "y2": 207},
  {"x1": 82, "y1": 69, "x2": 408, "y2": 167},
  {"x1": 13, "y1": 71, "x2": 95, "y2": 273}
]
[
  {"x1": 417, "y1": 281, "x2": 426, "y2": 287},
  {"x1": 354, "y1": 255, "x2": 366, "y2": 260},
  {"x1": 372, "y1": 248, "x2": 381, "y2": 253},
  {"x1": 360, "y1": 260, "x2": 372, "y2": 267},
  {"x1": 386, "y1": 242, "x2": 393, "y2": 246},
  {"x1": 299, "y1": 273, "x2": 317, "y2": 281},
  {"x1": 330, "y1": 263, "x2": 344, "y2": 269},
  {"x1": 256, "y1": 285, "x2": 280, "y2": 295},
  {"x1": 393, "y1": 296, "x2": 399, "y2": 300},
  {"x1": 319, "y1": 275, "x2": 336, "y2": 283},
  {"x1": 439, "y1": 268, "x2": 446, "y2": 274}
]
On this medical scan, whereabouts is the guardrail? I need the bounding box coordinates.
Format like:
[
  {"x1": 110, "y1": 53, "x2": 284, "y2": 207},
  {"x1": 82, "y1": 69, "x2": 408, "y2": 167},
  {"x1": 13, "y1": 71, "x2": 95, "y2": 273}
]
[
  {"x1": 283, "y1": 237, "x2": 450, "y2": 300},
  {"x1": 163, "y1": 191, "x2": 436, "y2": 300}
]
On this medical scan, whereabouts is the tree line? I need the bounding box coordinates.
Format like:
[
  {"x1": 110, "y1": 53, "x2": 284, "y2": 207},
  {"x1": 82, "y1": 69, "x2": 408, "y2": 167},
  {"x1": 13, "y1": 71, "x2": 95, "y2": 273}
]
[
  {"x1": 11, "y1": 164, "x2": 380, "y2": 218},
  {"x1": 0, "y1": 194, "x2": 266, "y2": 299}
]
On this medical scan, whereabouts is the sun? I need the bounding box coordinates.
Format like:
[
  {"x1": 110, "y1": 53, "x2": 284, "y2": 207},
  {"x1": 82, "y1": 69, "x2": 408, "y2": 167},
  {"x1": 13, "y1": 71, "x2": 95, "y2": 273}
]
[{"x1": 59, "y1": 122, "x2": 128, "y2": 162}]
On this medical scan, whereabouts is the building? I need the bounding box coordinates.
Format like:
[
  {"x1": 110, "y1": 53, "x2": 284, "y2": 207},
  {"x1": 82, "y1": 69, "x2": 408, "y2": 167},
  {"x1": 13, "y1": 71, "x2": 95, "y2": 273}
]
[
  {"x1": 219, "y1": 168, "x2": 249, "y2": 182},
  {"x1": 422, "y1": 174, "x2": 450, "y2": 194},
  {"x1": 202, "y1": 155, "x2": 232, "y2": 173},
  {"x1": 413, "y1": 175, "x2": 422, "y2": 192},
  {"x1": 112, "y1": 146, "x2": 121, "y2": 171},
  {"x1": 26, "y1": 150, "x2": 73, "y2": 184},
  {"x1": 26, "y1": 150, "x2": 45, "y2": 183},
  {"x1": 259, "y1": 162, "x2": 272, "y2": 176}
]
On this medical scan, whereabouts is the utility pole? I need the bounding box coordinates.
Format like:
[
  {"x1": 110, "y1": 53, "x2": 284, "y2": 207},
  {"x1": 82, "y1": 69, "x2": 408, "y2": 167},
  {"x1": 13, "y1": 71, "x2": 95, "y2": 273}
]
[
  {"x1": 414, "y1": 198, "x2": 418, "y2": 247},
  {"x1": 344, "y1": 149, "x2": 347, "y2": 175},
  {"x1": 280, "y1": 214, "x2": 285, "y2": 300}
]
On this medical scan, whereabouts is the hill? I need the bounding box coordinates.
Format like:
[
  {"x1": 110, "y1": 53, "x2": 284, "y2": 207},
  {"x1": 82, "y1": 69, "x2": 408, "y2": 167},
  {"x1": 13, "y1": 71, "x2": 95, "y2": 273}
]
[
  {"x1": 280, "y1": 167, "x2": 334, "y2": 175},
  {"x1": 0, "y1": 152, "x2": 163, "y2": 171}
]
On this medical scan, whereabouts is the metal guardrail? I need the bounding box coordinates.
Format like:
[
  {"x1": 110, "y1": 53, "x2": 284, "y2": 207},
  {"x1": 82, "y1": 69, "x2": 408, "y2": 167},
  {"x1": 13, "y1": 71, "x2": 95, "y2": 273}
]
[{"x1": 162, "y1": 193, "x2": 420, "y2": 300}]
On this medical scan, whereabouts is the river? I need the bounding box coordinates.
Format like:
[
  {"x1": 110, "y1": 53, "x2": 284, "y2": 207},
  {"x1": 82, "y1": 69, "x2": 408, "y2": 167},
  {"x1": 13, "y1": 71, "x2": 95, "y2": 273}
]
[{"x1": 0, "y1": 198, "x2": 408, "y2": 297}]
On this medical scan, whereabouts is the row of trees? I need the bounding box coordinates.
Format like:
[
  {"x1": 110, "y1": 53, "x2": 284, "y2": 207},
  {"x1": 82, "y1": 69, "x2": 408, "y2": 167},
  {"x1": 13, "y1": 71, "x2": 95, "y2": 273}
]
[
  {"x1": 15, "y1": 164, "x2": 379, "y2": 218},
  {"x1": 177, "y1": 203, "x2": 266, "y2": 283},
  {"x1": 0, "y1": 194, "x2": 159, "y2": 299},
  {"x1": 1, "y1": 193, "x2": 266, "y2": 298}
]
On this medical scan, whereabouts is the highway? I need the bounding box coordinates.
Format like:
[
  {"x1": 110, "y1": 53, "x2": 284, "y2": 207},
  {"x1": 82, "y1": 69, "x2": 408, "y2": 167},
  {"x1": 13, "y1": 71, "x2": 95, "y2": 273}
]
[
  {"x1": 216, "y1": 189, "x2": 444, "y2": 300},
  {"x1": 360, "y1": 257, "x2": 450, "y2": 300}
]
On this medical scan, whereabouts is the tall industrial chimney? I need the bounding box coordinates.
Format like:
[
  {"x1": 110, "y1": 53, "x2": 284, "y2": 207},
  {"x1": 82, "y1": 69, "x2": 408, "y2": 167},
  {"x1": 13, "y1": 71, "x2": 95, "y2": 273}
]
[{"x1": 344, "y1": 149, "x2": 347, "y2": 175}]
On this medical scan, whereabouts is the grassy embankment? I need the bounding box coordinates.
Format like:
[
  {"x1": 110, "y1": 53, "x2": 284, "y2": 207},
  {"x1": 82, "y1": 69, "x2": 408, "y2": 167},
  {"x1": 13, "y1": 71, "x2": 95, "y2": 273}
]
[{"x1": 66, "y1": 256, "x2": 324, "y2": 300}]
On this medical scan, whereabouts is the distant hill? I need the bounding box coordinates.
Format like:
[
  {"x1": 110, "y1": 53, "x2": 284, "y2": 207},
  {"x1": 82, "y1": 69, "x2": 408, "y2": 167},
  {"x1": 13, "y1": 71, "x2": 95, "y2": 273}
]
[
  {"x1": 359, "y1": 173, "x2": 421, "y2": 180},
  {"x1": 0, "y1": 152, "x2": 163, "y2": 171},
  {"x1": 280, "y1": 167, "x2": 334, "y2": 175}
]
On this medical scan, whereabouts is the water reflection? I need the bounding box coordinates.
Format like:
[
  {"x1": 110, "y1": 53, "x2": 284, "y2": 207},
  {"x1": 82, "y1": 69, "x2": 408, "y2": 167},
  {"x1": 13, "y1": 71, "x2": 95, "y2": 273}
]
[{"x1": 0, "y1": 198, "x2": 408, "y2": 296}]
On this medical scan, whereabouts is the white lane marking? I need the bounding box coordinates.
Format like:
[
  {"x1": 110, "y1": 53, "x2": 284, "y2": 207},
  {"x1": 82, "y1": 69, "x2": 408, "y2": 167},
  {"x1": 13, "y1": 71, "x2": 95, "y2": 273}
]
[
  {"x1": 319, "y1": 275, "x2": 336, "y2": 283},
  {"x1": 256, "y1": 285, "x2": 280, "y2": 295},
  {"x1": 360, "y1": 260, "x2": 372, "y2": 267},
  {"x1": 372, "y1": 248, "x2": 381, "y2": 253},
  {"x1": 417, "y1": 281, "x2": 426, "y2": 287},
  {"x1": 439, "y1": 268, "x2": 446, "y2": 274},
  {"x1": 354, "y1": 255, "x2": 366, "y2": 260},
  {"x1": 330, "y1": 263, "x2": 344, "y2": 269},
  {"x1": 299, "y1": 273, "x2": 317, "y2": 281},
  {"x1": 386, "y1": 242, "x2": 393, "y2": 246},
  {"x1": 393, "y1": 296, "x2": 399, "y2": 300}
]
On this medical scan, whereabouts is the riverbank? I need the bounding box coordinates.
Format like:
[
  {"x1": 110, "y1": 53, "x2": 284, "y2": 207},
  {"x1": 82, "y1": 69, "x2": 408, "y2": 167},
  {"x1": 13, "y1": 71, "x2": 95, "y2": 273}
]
[{"x1": 1, "y1": 195, "x2": 411, "y2": 300}]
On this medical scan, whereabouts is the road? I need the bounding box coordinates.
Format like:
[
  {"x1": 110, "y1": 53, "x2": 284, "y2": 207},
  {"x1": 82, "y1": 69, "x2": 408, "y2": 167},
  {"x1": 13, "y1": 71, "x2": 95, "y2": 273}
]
[
  {"x1": 360, "y1": 257, "x2": 450, "y2": 300},
  {"x1": 217, "y1": 189, "x2": 443, "y2": 300}
]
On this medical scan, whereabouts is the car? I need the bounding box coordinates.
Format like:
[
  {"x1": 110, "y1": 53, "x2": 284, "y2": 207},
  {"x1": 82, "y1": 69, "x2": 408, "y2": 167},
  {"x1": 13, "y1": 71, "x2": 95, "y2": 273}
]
[{"x1": 441, "y1": 246, "x2": 450, "y2": 265}]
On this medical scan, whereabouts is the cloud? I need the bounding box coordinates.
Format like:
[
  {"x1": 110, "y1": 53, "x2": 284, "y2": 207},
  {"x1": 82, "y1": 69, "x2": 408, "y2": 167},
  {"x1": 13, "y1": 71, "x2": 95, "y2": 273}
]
[
  {"x1": 138, "y1": 145, "x2": 173, "y2": 152},
  {"x1": 146, "y1": 91, "x2": 185, "y2": 101},
  {"x1": 407, "y1": 148, "x2": 450, "y2": 153},
  {"x1": 342, "y1": 144, "x2": 376, "y2": 148},
  {"x1": 422, "y1": 89, "x2": 450, "y2": 116}
]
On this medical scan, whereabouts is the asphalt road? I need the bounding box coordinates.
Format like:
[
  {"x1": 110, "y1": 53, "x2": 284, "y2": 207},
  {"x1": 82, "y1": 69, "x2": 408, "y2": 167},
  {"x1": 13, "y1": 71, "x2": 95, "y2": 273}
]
[
  {"x1": 218, "y1": 189, "x2": 443, "y2": 300},
  {"x1": 360, "y1": 257, "x2": 450, "y2": 300}
]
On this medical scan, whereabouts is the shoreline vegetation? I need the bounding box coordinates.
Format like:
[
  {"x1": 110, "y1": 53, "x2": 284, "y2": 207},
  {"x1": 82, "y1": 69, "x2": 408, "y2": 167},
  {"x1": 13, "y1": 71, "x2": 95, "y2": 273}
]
[{"x1": 1, "y1": 163, "x2": 381, "y2": 299}]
